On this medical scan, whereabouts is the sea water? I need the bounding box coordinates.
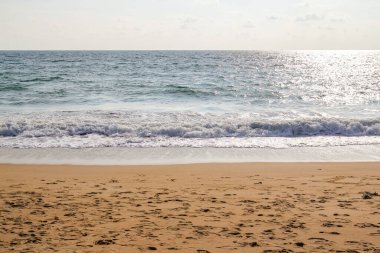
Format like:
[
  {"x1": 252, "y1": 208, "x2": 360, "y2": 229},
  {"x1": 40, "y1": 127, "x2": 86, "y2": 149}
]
[{"x1": 0, "y1": 51, "x2": 379, "y2": 153}]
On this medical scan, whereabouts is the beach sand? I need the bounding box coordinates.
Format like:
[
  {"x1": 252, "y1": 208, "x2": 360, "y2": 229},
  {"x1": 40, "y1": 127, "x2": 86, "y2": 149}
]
[{"x1": 0, "y1": 163, "x2": 380, "y2": 252}]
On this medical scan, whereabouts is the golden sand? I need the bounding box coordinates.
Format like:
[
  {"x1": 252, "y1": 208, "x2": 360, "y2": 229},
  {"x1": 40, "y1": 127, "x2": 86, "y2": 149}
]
[{"x1": 1, "y1": 163, "x2": 380, "y2": 252}]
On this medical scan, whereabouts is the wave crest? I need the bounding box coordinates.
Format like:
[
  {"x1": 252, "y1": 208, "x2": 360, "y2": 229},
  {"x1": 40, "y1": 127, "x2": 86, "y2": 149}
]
[{"x1": 1, "y1": 117, "x2": 379, "y2": 138}]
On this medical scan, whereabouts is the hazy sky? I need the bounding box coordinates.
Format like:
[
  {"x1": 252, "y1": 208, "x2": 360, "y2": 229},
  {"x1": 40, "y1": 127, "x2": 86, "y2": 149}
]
[{"x1": 1, "y1": 0, "x2": 379, "y2": 50}]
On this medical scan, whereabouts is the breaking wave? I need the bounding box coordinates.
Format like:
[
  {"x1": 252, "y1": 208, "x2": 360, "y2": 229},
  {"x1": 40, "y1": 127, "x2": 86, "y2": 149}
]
[{"x1": 1, "y1": 112, "x2": 379, "y2": 141}]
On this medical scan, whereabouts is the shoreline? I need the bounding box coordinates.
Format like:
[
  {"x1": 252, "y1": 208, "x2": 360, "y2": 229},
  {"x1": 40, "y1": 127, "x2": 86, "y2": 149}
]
[
  {"x1": 1, "y1": 162, "x2": 380, "y2": 252},
  {"x1": 1, "y1": 161, "x2": 380, "y2": 167},
  {"x1": 1, "y1": 145, "x2": 379, "y2": 165}
]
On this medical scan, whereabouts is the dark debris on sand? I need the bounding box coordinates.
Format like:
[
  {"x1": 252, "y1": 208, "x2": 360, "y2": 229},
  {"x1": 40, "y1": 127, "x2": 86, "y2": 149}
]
[
  {"x1": 94, "y1": 239, "x2": 114, "y2": 245},
  {"x1": 362, "y1": 192, "x2": 379, "y2": 199}
]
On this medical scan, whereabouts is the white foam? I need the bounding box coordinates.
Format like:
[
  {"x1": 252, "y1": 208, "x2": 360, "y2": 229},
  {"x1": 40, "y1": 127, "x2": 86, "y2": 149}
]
[{"x1": 0, "y1": 111, "x2": 379, "y2": 148}]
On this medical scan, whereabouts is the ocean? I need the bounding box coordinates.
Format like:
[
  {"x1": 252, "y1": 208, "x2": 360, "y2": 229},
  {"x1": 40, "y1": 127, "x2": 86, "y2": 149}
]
[{"x1": 0, "y1": 50, "x2": 379, "y2": 151}]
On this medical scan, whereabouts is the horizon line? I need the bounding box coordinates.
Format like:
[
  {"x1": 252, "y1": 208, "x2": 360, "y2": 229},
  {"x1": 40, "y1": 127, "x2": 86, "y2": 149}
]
[{"x1": 0, "y1": 49, "x2": 379, "y2": 51}]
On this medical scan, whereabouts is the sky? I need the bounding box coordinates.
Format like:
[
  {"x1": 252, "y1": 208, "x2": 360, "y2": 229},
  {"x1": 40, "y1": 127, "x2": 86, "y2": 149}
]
[{"x1": 1, "y1": 0, "x2": 380, "y2": 50}]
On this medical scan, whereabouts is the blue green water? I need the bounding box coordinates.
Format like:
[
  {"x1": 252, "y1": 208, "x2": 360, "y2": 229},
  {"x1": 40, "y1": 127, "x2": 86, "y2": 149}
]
[{"x1": 0, "y1": 51, "x2": 379, "y2": 148}]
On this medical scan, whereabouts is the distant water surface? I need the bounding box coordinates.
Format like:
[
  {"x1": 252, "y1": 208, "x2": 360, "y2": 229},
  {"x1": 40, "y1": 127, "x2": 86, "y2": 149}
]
[{"x1": 0, "y1": 51, "x2": 379, "y2": 148}]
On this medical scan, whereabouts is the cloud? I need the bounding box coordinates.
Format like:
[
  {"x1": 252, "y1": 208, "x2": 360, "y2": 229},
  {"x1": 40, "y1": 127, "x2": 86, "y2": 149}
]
[
  {"x1": 191, "y1": 0, "x2": 220, "y2": 6},
  {"x1": 180, "y1": 17, "x2": 198, "y2": 30},
  {"x1": 324, "y1": 26, "x2": 335, "y2": 31},
  {"x1": 296, "y1": 14, "x2": 324, "y2": 22},
  {"x1": 242, "y1": 21, "x2": 255, "y2": 29},
  {"x1": 297, "y1": 1, "x2": 311, "y2": 8},
  {"x1": 183, "y1": 17, "x2": 197, "y2": 23},
  {"x1": 267, "y1": 16, "x2": 281, "y2": 21},
  {"x1": 329, "y1": 17, "x2": 345, "y2": 23}
]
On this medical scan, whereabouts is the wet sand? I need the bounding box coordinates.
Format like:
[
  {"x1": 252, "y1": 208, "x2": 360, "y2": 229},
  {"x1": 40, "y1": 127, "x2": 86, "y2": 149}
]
[{"x1": 0, "y1": 163, "x2": 380, "y2": 252}]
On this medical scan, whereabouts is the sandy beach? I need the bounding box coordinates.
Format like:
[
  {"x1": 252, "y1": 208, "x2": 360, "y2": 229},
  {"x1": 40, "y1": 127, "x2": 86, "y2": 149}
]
[{"x1": 1, "y1": 162, "x2": 380, "y2": 252}]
